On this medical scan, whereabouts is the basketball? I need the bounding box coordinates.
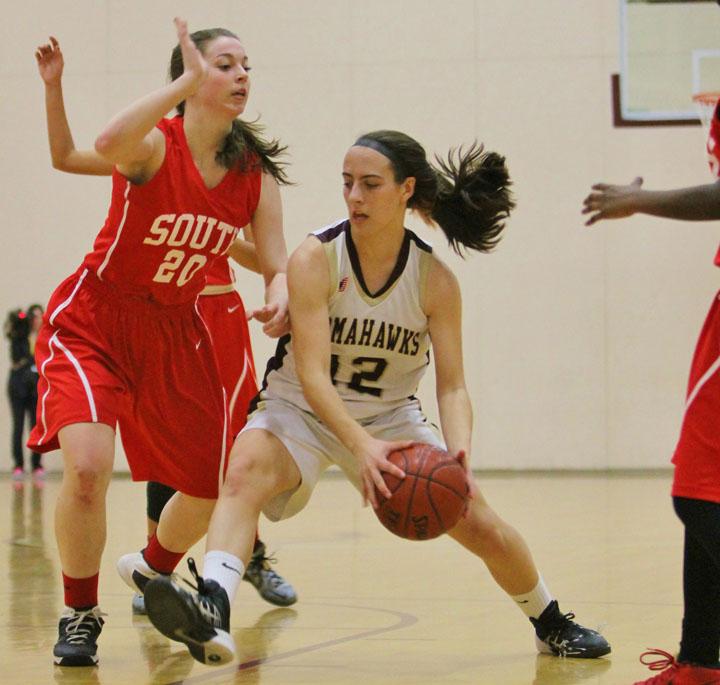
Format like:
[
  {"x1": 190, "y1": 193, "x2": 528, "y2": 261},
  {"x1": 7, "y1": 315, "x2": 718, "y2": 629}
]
[{"x1": 375, "y1": 444, "x2": 469, "y2": 540}]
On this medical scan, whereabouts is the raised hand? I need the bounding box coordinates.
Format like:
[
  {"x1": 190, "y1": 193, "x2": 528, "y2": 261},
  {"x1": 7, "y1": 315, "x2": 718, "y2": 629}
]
[
  {"x1": 35, "y1": 36, "x2": 64, "y2": 85},
  {"x1": 174, "y1": 17, "x2": 207, "y2": 93},
  {"x1": 582, "y1": 176, "x2": 644, "y2": 226}
]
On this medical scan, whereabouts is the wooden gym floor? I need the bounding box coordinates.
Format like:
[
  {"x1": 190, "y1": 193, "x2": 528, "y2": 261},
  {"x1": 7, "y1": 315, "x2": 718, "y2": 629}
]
[{"x1": 1, "y1": 469, "x2": 681, "y2": 684}]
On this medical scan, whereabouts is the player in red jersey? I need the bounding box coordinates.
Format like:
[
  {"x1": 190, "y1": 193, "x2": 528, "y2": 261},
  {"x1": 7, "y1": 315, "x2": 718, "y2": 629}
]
[
  {"x1": 30, "y1": 19, "x2": 290, "y2": 667},
  {"x1": 583, "y1": 100, "x2": 720, "y2": 684},
  {"x1": 34, "y1": 36, "x2": 297, "y2": 617}
]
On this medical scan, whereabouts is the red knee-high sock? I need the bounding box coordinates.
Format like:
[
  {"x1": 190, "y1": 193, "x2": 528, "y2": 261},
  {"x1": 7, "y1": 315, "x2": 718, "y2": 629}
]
[
  {"x1": 62, "y1": 572, "x2": 99, "y2": 609},
  {"x1": 142, "y1": 534, "x2": 185, "y2": 574}
]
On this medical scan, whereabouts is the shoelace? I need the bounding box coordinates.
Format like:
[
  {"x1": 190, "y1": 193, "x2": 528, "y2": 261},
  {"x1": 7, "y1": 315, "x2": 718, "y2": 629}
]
[
  {"x1": 251, "y1": 550, "x2": 287, "y2": 588},
  {"x1": 541, "y1": 611, "x2": 579, "y2": 657},
  {"x1": 62, "y1": 608, "x2": 106, "y2": 645},
  {"x1": 185, "y1": 558, "x2": 223, "y2": 627},
  {"x1": 639, "y1": 648, "x2": 679, "y2": 672},
  {"x1": 186, "y1": 557, "x2": 206, "y2": 593}
]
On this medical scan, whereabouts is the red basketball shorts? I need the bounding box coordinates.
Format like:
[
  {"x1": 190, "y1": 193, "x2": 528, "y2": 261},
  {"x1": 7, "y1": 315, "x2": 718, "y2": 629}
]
[
  {"x1": 672, "y1": 291, "x2": 720, "y2": 503},
  {"x1": 28, "y1": 268, "x2": 229, "y2": 498},
  {"x1": 197, "y1": 290, "x2": 258, "y2": 437}
]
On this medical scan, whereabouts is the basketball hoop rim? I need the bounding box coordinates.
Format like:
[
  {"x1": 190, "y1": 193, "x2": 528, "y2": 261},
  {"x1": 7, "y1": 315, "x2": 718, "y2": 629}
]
[{"x1": 693, "y1": 92, "x2": 720, "y2": 106}]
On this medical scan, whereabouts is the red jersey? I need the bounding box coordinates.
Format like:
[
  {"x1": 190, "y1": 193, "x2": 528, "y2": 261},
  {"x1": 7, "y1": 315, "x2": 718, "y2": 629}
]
[
  {"x1": 83, "y1": 116, "x2": 262, "y2": 304},
  {"x1": 706, "y1": 100, "x2": 720, "y2": 266},
  {"x1": 205, "y1": 255, "x2": 235, "y2": 287}
]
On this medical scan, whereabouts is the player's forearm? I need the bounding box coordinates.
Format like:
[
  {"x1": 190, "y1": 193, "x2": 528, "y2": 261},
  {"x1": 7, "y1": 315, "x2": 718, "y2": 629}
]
[
  {"x1": 44, "y1": 81, "x2": 76, "y2": 169},
  {"x1": 633, "y1": 183, "x2": 720, "y2": 221},
  {"x1": 437, "y1": 387, "x2": 473, "y2": 456},
  {"x1": 300, "y1": 370, "x2": 370, "y2": 453},
  {"x1": 264, "y1": 272, "x2": 287, "y2": 306},
  {"x1": 228, "y1": 239, "x2": 260, "y2": 273},
  {"x1": 94, "y1": 75, "x2": 195, "y2": 161}
]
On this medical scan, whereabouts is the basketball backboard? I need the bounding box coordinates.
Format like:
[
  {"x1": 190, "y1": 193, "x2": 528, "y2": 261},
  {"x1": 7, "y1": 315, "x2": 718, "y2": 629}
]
[{"x1": 618, "y1": 0, "x2": 720, "y2": 125}]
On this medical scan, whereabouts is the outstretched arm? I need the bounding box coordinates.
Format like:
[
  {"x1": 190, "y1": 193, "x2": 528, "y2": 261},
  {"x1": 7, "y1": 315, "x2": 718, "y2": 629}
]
[
  {"x1": 288, "y1": 238, "x2": 410, "y2": 508},
  {"x1": 583, "y1": 176, "x2": 720, "y2": 225},
  {"x1": 35, "y1": 36, "x2": 112, "y2": 175}
]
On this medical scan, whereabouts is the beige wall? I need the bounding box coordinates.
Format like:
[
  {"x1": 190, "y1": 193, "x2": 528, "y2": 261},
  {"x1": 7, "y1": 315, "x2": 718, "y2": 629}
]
[{"x1": 2, "y1": 0, "x2": 717, "y2": 473}]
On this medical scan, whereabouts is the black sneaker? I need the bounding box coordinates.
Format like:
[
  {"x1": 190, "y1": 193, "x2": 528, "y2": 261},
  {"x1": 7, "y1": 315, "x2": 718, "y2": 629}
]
[
  {"x1": 144, "y1": 558, "x2": 235, "y2": 666},
  {"x1": 53, "y1": 606, "x2": 105, "y2": 666},
  {"x1": 243, "y1": 541, "x2": 298, "y2": 607},
  {"x1": 530, "y1": 600, "x2": 611, "y2": 659}
]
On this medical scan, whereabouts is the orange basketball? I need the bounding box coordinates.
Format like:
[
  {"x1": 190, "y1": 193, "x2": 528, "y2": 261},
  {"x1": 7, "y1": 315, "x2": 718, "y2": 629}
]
[{"x1": 375, "y1": 444, "x2": 469, "y2": 540}]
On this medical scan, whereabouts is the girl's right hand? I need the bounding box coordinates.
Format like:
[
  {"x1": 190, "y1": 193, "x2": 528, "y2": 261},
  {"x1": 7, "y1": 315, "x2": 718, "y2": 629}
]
[
  {"x1": 35, "y1": 36, "x2": 64, "y2": 85},
  {"x1": 356, "y1": 437, "x2": 413, "y2": 510},
  {"x1": 174, "y1": 17, "x2": 207, "y2": 93}
]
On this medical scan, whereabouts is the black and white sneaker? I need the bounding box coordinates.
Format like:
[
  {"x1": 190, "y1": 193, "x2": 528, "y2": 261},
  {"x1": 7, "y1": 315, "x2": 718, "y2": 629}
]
[
  {"x1": 144, "y1": 558, "x2": 235, "y2": 666},
  {"x1": 53, "y1": 606, "x2": 106, "y2": 666},
  {"x1": 243, "y1": 541, "x2": 298, "y2": 607},
  {"x1": 530, "y1": 600, "x2": 611, "y2": 659}
]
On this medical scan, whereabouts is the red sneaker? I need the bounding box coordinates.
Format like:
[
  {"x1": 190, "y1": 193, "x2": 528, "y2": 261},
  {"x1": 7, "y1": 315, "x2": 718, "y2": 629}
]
[{"x1": 633, "y1": 648, "x2": 720, "y2": 684}]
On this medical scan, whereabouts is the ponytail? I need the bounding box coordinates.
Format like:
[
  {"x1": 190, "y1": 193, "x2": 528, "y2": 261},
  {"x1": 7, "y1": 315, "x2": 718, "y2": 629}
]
[
  {"x1": 354, "y1": 131, "x2": 514, "y2": 256},
  {"x1": 216, "y1": 118, "x2": 292, "y2": 186},
  {"x1": 431, "y1": 144, "x2": 514, "y2": 255}
]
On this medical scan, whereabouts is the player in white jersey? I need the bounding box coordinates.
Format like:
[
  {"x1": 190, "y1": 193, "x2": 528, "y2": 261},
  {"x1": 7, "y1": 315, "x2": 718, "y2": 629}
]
[
  {"x1": 262, "y1": 217, "x2": 432, "y2": 421},
  {"x1": 144, "y1": 130, "x2": 611, "y2": 666}
]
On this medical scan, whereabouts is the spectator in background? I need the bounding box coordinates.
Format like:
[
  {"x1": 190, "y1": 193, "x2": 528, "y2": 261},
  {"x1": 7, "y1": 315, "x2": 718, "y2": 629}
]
[{"x1": 5, "y1": 304, "x2": 44, "y2": 479}]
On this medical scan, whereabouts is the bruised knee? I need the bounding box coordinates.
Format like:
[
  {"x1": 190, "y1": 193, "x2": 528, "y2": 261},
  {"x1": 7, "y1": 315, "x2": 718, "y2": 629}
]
[{"x1": 63, "y1": 459, "x2": 112, "y2": 505}]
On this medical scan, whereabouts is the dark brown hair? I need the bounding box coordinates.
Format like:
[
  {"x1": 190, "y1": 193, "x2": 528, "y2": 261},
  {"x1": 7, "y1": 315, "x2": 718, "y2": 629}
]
[
  {"x1": 169, "y1": 28, "x2": 291, "y2": 185},
  {"x1": 354, "y1": 130, "x2": 514, "y2": 255}
]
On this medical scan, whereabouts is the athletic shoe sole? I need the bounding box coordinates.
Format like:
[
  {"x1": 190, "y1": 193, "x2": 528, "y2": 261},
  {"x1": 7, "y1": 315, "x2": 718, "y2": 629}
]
[
  {"x1": 53, "y1": 653, "x2": 99, "y2": 667},
  {"x1": 144, "y1": 576, "x2": 236, "y2": 666}
]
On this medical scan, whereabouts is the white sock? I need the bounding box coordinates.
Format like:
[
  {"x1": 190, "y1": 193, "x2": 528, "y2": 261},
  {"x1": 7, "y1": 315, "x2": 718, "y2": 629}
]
[
  {"x1": 511, "y1": 577, "x2": 553, "y2": 620},
  {"x1": 203, "y1": 550, "x2": 245, "y2": 604}
]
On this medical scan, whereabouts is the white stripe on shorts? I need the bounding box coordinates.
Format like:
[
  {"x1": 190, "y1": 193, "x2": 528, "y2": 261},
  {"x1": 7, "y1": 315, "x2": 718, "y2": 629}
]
[
  {"x1": 228, "y1": 349, "x2": 252, "y2": 421},
  {"x1": 218, "y1": 387, "x2": 229, "y2": 494},
  {"x1": 49, "y1": 268, "x2": 88, "y2": 325},
  {"x1": 50, "y1": 331, "x2": 98, "y2": 422},
  {"x1": 36, "y1": 334, "x2": 59, "y2": 445}
]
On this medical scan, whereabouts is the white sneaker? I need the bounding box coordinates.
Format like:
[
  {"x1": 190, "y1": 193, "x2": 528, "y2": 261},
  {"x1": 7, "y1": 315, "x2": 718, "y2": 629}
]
[{"x1": 117, "y1": 551, "x2": 161, "y2": 594}]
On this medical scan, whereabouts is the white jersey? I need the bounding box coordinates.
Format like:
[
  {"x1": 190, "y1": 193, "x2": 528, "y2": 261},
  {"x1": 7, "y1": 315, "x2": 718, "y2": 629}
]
[{"x1": 257, "y1": 219, "x2": 434, "y2": 420}]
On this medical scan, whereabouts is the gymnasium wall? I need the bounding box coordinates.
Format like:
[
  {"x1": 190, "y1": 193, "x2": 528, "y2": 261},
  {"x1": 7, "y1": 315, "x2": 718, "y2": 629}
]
[{"x1": 1, "y1": 0, "x2": 717, "y2": 472}]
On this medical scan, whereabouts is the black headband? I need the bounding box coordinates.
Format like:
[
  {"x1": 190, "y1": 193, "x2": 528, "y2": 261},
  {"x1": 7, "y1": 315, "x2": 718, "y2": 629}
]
[{"x1": 354, "y1": 137, "x2": 408, "y2": 179}]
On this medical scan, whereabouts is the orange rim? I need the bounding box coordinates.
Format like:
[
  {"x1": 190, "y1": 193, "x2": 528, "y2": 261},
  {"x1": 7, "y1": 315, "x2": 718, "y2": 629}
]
[{"x1": 693, "y1": 92, "x2": 720, "y2": 106}]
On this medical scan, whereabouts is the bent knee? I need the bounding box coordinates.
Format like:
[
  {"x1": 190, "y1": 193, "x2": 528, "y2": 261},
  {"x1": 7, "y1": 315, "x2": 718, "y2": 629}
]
[{"x1": 224, "y1": 450, "x2": 286, "y2": 498}]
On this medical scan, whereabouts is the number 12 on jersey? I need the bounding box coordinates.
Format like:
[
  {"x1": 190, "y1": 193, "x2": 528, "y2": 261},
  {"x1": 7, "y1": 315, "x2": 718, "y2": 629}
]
[{"x1": 330, "y1": 354, "x2": 388, "y2": 397}]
